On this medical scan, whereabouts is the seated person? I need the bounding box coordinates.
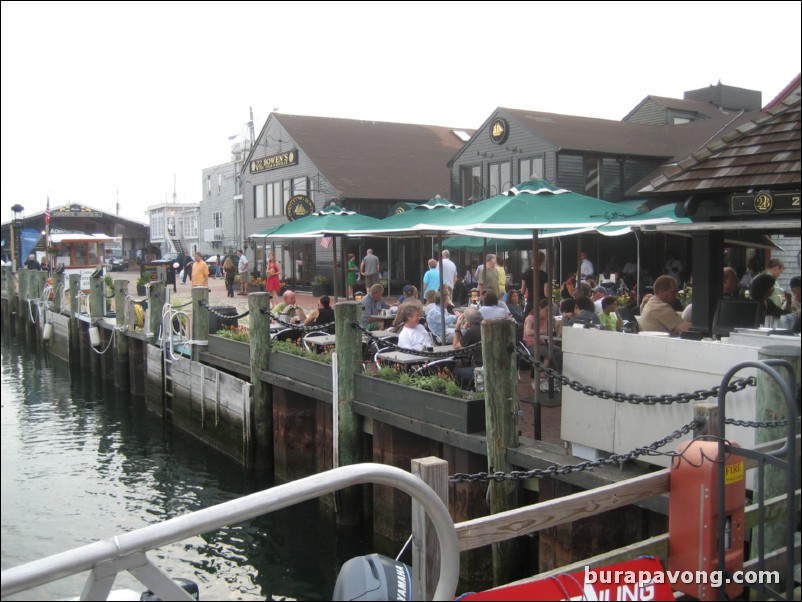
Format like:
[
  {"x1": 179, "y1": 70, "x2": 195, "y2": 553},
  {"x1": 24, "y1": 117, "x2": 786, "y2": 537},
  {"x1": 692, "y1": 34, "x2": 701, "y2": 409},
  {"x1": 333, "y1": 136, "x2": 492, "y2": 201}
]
[
  {"x1": 598, "y1": 296, "x2": 623, "y2": 331},
  {"x1": 452, "y1": 307, "x2": 483, "y2": 389},
  {"x1": 397, "y1": 284, "x2": 418, "y2": 305},
  {"x1": 272, "y1": 290, "x2": 307, "y2": 322},
  {"x1": 506, "y1": 289, "x2": 525, "y2": 324},
  {"x1": 425, "y1": 292, "x2": 457, "y2": 344},
  {"x1": 479, "y1": 290, "x2": 510, "y2": 321},
  {"x1": 558, "y1": 297, "x2": 576, "y2": 331},
  {"x1": 304, "y1": 294, "x2": 335, "y2": 332},
  {"x1": 639, "y1": 275, "x2": 691, "y2": 335},
  {"x1": 361, "y1": 283, "x2": 390, "y2": 331},
  {"x1": 750, "y1": 273, "x2": 789, "y2": 324},
  {"x1": 573, "y1": 296, "x2": 601, "y2": 327},
  {"x1": 397, "y1": 301, "x2": 433, "y2": 350}
]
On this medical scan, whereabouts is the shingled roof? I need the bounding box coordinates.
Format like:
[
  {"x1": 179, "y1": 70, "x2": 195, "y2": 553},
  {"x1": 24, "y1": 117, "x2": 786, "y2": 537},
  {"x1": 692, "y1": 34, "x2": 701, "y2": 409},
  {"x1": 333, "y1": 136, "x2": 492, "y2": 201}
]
[
  {"x1": 273, "y1": 113, "x2": 473, "y2": 201},
  {"x1": 636, "y1": 93, "x2": 801, "y2": 195}
]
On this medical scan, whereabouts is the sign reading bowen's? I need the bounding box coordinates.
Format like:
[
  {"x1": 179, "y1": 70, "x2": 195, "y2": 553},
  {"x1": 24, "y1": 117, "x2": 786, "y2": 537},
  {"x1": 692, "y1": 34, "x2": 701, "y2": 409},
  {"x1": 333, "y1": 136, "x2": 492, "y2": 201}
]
[{"x1": 286, "y1": 195, "x2": 315, "y2": 221}]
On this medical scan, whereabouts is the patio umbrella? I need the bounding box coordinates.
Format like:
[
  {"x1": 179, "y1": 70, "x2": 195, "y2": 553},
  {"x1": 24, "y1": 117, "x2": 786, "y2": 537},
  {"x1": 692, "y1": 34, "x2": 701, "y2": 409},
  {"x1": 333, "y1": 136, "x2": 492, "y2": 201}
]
[{"x1": 253, "y1": 205, "x2": 383, "y2": 302}]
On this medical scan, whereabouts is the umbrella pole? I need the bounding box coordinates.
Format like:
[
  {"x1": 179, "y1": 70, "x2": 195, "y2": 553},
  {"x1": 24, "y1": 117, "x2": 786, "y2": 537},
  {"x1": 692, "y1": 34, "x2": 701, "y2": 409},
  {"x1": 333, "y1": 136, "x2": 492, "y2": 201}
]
[
  {"x1": 532, "y1": 229, "x2": 541, "y2": 441},
  {"x1": 438, "y1": 231, "x2": 446, "y2": 344},
  {"x1": 332, "y1": 235, "x2": 339, "y2": 303}
]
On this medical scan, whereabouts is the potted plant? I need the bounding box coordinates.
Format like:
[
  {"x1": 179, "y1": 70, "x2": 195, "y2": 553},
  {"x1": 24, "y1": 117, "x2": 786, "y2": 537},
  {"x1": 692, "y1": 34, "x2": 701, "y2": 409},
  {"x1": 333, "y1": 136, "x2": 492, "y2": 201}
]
[
  {"x1": 248, "y1": 275, "x2": 265, "y2": 292},
  {"x1": 311, "y1": 274, "x2": 329, "y2": 297},
  {"x1": 136, "y1": 275, "x2": 150, "y2": 296}
]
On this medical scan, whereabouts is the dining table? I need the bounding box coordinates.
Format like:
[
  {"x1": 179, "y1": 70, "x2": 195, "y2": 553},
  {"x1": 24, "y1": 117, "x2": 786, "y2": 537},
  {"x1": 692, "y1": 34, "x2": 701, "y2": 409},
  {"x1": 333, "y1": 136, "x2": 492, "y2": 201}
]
[{"x1": 376, "y1": 344, "x2": 455, "y2": 367}]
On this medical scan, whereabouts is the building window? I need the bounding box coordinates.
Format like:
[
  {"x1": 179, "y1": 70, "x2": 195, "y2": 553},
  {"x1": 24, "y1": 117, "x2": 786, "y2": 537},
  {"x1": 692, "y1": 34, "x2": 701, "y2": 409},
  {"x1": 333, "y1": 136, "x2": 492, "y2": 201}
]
[
  {"x1": 519, "y1": 157, "x2": 544, "y2": 182},
  {"x1": 460, "y1": 165, "x2": 482, "y2": 203},
  {"x1": 291, "y1": 176, "x2": 308, "y2": 197},
  {"x1": 266, "y1": 181, "x2": 283, "y2": 216},
  {"x1": 584, "y1": 157, "x2": 600, "y2": 198},
  {"x1": 184, "y1": 214, "x2": 198, "y2": 238},
  {"x1": 213, "y1": 211, "x2": 223, "y2": 229},
  {"x1": 255, "y1": 184, "x2": 265, "y2": 218},
  {"x1": 217, "y1": 173, "x2": 222, "y2": 193},
  {"x1": 207, "y1": 175, "x2": 212, "y2": 196},
  {"x1": 151, "y1": 215, "x2": 164, "y2": 238},
  {"x1": 488, "y1": 160, "x2": 511, "y2": 197}
]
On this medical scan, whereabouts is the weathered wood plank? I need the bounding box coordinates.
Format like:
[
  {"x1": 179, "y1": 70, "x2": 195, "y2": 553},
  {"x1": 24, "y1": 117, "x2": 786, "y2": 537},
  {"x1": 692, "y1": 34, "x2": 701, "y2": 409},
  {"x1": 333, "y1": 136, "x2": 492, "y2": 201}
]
[{"x1": 455, "y1": 471, "x2": 669, "y2": 552}]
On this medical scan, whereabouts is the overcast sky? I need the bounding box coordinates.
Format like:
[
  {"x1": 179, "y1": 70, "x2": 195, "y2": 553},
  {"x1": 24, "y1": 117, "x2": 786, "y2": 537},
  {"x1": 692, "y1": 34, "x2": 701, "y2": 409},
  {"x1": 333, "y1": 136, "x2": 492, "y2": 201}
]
[{"x1": 2, "y1": 0, "x2": 800, "y2": 225}]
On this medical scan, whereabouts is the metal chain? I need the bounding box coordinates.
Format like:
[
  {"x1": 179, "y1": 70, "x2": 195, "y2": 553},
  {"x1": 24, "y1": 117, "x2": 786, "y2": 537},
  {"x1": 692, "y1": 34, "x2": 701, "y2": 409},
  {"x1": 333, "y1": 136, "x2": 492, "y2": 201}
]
[
  {"x1": 199, "y1": 300, "x2": 249, "y2": 320},
  {"x1": 353, "y1": 320, "x2": 480, "y2": 359},
  {"x1": 517, "y1": 347, "x2": 756, "y2": 405},
  {"x1": 724, "y1": 417, "x2": 797, "y2": 428},
  {"x1": 449, "y1": 421, "x2": 698, "y2": 483}
]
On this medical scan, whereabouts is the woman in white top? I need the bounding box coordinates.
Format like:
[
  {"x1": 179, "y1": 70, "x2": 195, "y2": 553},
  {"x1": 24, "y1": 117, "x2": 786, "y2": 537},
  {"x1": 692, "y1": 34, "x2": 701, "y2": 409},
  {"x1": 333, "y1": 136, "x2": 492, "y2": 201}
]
[{"x1": 396, "y1": 301, "x2": 433, "y2": 350}]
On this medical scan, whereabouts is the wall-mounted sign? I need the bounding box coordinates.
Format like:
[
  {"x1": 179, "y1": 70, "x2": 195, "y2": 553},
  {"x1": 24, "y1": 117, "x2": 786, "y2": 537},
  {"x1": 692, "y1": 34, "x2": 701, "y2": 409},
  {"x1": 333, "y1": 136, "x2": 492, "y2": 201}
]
[
  {"x1": 286, "y1": 195, "x2": 315, "y2": 221},
  {"x1": 730, "y1": 191, "x2": 800, "y2": 215},
  {"x1": 250, "y1": 149, "x2": 298, "y2": 174},
  {"x1": 489, "y1": 118, "x2": 509, "y2": 145},
  {"x1": 56, "y1": 204, "x2": 102, "y2": 218}
]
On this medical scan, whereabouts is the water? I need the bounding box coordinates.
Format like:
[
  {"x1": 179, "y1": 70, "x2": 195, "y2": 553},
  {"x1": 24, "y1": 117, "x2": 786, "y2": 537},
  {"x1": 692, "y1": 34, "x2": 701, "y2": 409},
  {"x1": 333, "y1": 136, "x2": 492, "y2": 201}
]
[{"x1": 0, "y1": 334, "x2": 372, "y2": 600}]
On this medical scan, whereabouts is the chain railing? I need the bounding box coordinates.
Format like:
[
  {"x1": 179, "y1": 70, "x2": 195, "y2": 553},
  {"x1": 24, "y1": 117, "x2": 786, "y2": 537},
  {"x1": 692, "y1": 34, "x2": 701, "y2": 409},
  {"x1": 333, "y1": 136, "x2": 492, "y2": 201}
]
[
  {"x1": 516, "y1": 346, "x2": 756, "y2": 405},
  {"x1": 199, "y1": 300, "x2": 249, "y2": 321}
]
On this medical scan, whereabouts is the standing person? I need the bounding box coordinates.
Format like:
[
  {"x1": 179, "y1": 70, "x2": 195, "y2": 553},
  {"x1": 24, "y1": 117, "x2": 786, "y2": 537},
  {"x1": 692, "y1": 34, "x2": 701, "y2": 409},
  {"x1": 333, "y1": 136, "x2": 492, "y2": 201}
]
[
  {"x1": 579, "y1": 251, "x2": 594, "y2": 283},
  {"x1": 182, "y1": 255, "x2": 193, "y2": 285},
  {"x1": 422, "y1": 258, "x2": 440, "y2": 296},
  {"x1": 477, "y1": 254, "x2": 500, "y2": 296},
  {"x1": 360, "y1": 249, "x2": 381, "y2": 289},
  {"x1": 495, "y1": 255, "x2": 508, "y2": 301},
  {"x1": 521, "y1": 250, "x2": 549, "y2": 314},
  {"x1": 265, "y1": 251, "x2": 282, "y2": 304},
  {"x1": 190, "y1": 252, "x2": 209, "y2": 288},
  {"x1": 236, "y1": 249, "x2": 249, "y2": 295},
  {"x1": 223, "y1": 255, "x2": 236, "y2": 297},
  {"x1": 440, "y1": 249, "x2": 458, "y2": 289},
  {"x1": 346, "y1": 252, "x2": 359, "y2": 298}
]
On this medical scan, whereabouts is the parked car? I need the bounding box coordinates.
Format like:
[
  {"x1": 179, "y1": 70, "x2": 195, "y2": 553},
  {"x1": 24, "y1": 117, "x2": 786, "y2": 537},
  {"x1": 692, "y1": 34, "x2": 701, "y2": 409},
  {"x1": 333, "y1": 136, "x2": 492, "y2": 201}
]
[{"x1": 105, "y1": 250, "x2": 129, "y2": 272}]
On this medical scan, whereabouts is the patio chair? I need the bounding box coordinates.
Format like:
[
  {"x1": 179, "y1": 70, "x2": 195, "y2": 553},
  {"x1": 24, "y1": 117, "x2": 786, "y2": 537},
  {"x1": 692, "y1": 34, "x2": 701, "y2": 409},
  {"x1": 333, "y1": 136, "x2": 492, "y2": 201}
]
[
  {"x1": 303, "y1": 331, "x2": 331, "y2": 352},
  {"x1": 411, "y1": 358, "x2": 456, "y2": 378}
]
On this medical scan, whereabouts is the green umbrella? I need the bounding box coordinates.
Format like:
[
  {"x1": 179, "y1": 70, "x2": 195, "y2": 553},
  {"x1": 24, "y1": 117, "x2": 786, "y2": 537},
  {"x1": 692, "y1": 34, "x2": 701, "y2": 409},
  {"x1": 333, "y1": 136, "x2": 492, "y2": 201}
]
[
  {"x1": 349, "y1": 196, "x2": 462, "y2": 235},
  {"x1": 252, "y1": 205, "x2": 383, "y2": 301}
]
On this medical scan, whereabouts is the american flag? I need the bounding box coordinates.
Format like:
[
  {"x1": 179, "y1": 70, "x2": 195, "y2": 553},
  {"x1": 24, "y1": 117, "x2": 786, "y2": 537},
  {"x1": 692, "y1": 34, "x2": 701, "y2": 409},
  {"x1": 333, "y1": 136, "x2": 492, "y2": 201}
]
[
  {"x1": 320, "y1": 236, "x2": 332, "y2": 249},
  {"x1": 45, "y1": 196, "x2": 50, "y2": 227}
]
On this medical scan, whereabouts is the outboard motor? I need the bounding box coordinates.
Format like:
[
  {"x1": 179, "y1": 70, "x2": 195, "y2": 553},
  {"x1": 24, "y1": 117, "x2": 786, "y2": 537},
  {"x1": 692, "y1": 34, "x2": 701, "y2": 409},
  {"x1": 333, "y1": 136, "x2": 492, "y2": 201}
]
[
  {"x1": 140, "y1": 577, "x2": 199, "y2": 601},
  {"x1": 332, "y1": 554, "x2": 412, "y2": 601}
]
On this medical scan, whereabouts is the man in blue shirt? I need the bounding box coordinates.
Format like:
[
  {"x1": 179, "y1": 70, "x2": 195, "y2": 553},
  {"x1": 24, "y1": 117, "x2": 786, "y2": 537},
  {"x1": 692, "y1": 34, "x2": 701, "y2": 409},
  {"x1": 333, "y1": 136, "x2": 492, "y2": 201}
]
[{"x1": 361, "y1": 283, "x2": 390, "y2": 331}]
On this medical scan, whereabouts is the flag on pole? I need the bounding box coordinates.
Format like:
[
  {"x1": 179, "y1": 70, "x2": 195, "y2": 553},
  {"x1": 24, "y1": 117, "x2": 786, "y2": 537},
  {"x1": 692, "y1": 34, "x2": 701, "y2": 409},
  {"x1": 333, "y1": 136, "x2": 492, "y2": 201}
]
[
  {"x1": 45, "y1": 196, "x2": 51, "y2": 227},
  {"x1": 320, "y1": 236, "x2": 332, "y2": 249}
]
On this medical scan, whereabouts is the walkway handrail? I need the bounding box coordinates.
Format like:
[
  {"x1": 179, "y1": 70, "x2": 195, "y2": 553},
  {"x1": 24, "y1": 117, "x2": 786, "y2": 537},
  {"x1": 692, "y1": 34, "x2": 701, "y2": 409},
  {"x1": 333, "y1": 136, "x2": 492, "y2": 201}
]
[{"x1": 1, "y1": 463, "x2": 460, "y2": 601}]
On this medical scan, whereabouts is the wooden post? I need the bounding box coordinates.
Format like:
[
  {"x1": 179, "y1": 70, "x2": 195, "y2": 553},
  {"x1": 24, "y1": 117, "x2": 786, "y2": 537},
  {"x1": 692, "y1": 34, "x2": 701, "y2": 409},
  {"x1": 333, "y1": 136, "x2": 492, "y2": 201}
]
[
  {"x1": 68, "y1": 274, "x2": 81, "y2": 363},
  {"x1": 55, "y1": 270, "x2": 66, "y2": 314},
  {"x1": 334, "y1": 301, "x2": 363, "y2": 523},
  {"x1": 89, "y1": 272, "x2": 104, "y2": 320},
  {"x1": 693, "y1": 402, "x2": 720, "y2": 438},
  {"x1": 17, "y1": 267, "x2": 29, "y2": 332},
  {"x1": 750, "y1": 344, "x2": 800, "y2": 572},
  {"x1": 411, "y1": 457, "x2": 449, "y2": 601},
  {"x1": 147, "y1": 281, "x2": 165, "y2": 344},
  {"x1": 4, "y1": 266, "x2": 14, "y2": 325},
  {"x1": 114, "y1": 279, "x2": 130, "y2": 390},
  {"x1": 30, "y1": 271, "x2": 47, "y2": 338},
  {"x1": 481, "y1": 317, "x2": 520, "y2": 586},
  {"x1": 191, "y1": 286, "x2": 209, "y2": 362},
  {"x1": 249, "y1": 291, "x2": 273, "y2": 472}
]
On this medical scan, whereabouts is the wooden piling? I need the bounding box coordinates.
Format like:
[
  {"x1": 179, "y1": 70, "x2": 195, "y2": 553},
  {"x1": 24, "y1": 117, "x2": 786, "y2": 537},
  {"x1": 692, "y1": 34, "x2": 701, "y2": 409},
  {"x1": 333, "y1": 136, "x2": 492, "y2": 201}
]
[
  {"x1": 693, "y1": 402, "x2": 720, "y2": 438},
  {"x1": 30, "y1": 271, "x2": 47, "y2": 339},
  {"x1": 4, "y1": 266, "x2": 15, "y2": 326},
  {"x1": 191, "y1": 286, "x2": 209, "y2": 363},
  {"x1": 114, "y1": 279, "x2": 130, "y2": 390},
  {"x1": 89, "y1": 271, "x2": 104, "y2": 321},
  {"x1": 249, "y1": 292, "x2": 273, "y2": 472},
  {"x1": 68, "y1": 274, "x2": 81, "y2": 363},
  {"x1": 334, "y1": 301, "x2": 363, "y2": 524},
  {"x1": 147, "y1": 281, "x2": 165, "y2": 344},
  {"x1": 17, "y1": 268, "x2": 28, "y2": 333},
  {"x1": 411, "y1": 457, "x2": 449, "y2": 601},
  {"x1": 481, "y1": 317, "x2": 521, "y2": 586}
]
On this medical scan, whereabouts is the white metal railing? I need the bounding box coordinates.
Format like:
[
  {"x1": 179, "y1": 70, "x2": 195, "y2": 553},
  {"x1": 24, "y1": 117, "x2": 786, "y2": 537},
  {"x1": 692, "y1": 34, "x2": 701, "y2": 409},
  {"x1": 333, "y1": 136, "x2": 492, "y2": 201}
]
[{"x1": 1, "y1": 463, "x2": 459, "y2": 601}]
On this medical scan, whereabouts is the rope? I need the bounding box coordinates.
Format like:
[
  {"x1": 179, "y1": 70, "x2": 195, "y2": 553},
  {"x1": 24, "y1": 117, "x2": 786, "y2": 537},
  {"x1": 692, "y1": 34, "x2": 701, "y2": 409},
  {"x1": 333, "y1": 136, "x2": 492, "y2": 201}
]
[{"x1": 90, "y1": 326, "x2": 116, "y2": 355}]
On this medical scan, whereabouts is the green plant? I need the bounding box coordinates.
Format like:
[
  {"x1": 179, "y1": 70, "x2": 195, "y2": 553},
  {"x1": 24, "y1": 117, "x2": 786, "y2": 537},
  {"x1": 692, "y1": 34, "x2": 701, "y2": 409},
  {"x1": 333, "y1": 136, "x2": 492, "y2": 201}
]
[
  {"x1": 249, "y1": 275, "x2": 265, "y2": 287},
  {"x1": 216, "y1": 325, "x2": 251, "y2": 342},
  {"x1": 368, "y1": 365, "x2": 468, "y2": 399},
  {"x1": 136, "y1": 275, "x2": 151, "y2": 287},
  {"x1": 312, "y1": 274, "x2": 329, "y2": 285},
  {"x1": 271, "y1": 339, "x2": 332, "y2": 364}
]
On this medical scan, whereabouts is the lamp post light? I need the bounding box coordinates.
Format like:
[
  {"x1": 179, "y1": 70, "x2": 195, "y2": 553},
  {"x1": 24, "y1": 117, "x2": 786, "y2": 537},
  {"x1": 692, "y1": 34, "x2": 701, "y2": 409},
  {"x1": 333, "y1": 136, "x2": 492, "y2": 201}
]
[{"x1": 11, "y1": 204, "x2": 24, "y2": 270}]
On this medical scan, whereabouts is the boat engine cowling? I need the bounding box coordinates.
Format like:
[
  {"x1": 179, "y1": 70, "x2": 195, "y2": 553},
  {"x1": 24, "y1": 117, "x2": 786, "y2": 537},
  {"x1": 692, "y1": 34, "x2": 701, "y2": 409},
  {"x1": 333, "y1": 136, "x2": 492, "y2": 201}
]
[{"x1": 332, "y1": 553, "x2": 412, "y2": 601}]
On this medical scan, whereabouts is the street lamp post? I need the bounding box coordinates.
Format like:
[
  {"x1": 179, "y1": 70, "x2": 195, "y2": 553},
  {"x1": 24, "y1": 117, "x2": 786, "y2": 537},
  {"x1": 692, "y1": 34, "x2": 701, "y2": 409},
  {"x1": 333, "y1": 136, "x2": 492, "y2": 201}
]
[{"x1": 11, "y1": 204, "x2": 24, "y2": 270}]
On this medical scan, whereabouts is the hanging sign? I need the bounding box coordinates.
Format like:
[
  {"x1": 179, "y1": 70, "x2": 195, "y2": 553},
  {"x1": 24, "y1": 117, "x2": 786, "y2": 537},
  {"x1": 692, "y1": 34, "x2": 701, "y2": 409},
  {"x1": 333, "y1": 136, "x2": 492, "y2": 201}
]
[
  {"x1": 286, "y1": 195, "x2": 315, "y2": 221},
  {"x1": 730, "y1": 191, "x2": 800, "y2": 215}
]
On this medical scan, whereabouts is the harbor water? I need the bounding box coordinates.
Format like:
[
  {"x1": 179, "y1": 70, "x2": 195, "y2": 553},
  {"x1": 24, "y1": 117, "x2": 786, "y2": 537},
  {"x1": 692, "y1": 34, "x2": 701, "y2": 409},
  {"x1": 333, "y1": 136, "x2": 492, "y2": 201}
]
[{"x1": 0, "y1": 334, "x2": 373, "y2": 600}]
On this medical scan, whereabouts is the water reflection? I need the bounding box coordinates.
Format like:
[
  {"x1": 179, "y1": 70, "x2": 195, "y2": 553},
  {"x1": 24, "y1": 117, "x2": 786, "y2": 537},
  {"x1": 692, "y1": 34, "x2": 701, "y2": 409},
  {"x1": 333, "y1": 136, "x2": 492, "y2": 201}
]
[{"x1": 1, "y1": 335, "x2": 371, "y2": 600}]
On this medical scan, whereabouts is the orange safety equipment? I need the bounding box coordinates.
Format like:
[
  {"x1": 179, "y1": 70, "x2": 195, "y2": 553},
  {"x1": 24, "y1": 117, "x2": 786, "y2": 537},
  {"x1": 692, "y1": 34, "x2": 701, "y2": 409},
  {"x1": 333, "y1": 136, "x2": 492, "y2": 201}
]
[{"x1": 668, "y1": 439, "x2": 745, "y2": 600}]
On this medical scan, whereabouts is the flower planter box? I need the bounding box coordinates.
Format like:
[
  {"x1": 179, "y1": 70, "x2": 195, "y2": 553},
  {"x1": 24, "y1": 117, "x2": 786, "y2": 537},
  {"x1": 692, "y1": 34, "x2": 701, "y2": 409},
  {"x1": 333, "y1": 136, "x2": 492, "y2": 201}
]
[
  {"x1": 269, "y1": 351, "x2": 332, "y2": 392},
  {"x1": 137, "y1": 285, "x2": 147, "y2": 296},
  {"x1": 354, "y1": 374, "x2": 485, "y2": 433},
  {"x1": 207, "y1": 334, "x2": 250, "y2": 365},
  {"x1": 311, "y1": 283, "x2": 329, "y2": 297},
  {"x1": 248, "y1": 284, "x2": 263, "y2": 293}
]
